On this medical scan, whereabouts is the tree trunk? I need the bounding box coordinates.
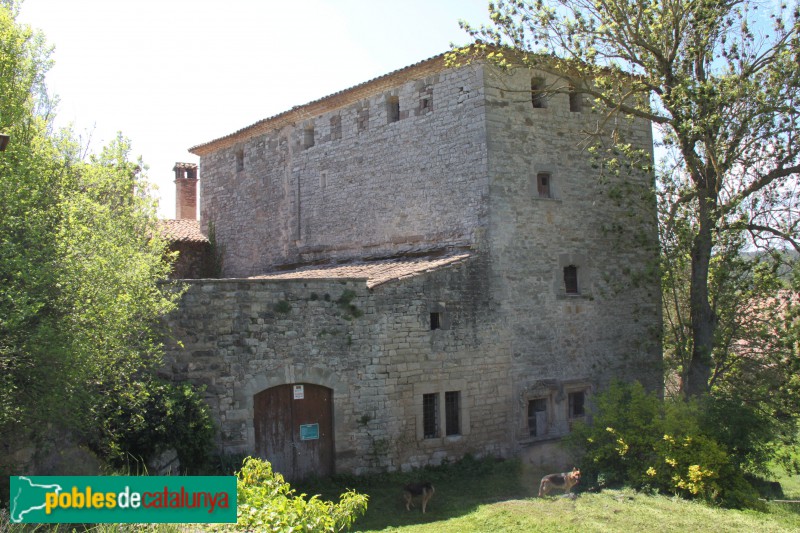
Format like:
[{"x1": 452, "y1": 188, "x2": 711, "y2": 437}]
[{"x1": 684, "y1": 195, "x2": 717, "y2": 397}]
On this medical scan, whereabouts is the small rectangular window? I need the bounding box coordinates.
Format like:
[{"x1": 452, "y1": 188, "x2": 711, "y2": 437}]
[
  {"x1": 531, "y1": 77, "x2": 546, "y2": 109},
  {"x1": 537, "y1": 172, "x2": 551, "y2": 198},
  {"x1": 418, "y1": 84, "x2": 433, "y2": 115},
  {"x1": 564, "y1": 265, "x2": 578, "y2": 294},
  {"x1": 528, "y1": 398, "x2": 548, "y2": 437},
  {"x1": 303, "y1": 126, "x2": 315, "y2": 149},
  {"x1": 569, "y1": 391, "x2": 586, "y2": 419},
  {"x1": 387, "y1": 95, "x2": 400, "y2": 123},
  {"x1": 430, "y1": 312, "x2": 441, "y2": 330},
  {"x1": 423, "y1": 393, "x2": 439, "y2": 438},
  {"x1": 357, "y1": 107, "x2": 369, "y2": 132},
  {"x1": 569, "y1": 84, "x2": 582, "y2": 112},
  {"x1": 330, "y1": 115, "x2": 342, "y2": 140},
  {"x1": 235, "y1": 149, "x2": 244, "y2": 172},
  {"x1": 445, "y1": 391, "x2": 460, "y2": 436}
]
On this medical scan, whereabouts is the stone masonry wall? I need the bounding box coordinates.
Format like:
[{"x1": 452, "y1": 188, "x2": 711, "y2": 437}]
[
  {"x1": 480, "y1": 65, "x2": 663, "y2": 458},
  {"x1": 169, "y1": 241, "x2": 210, "y2": 279},
  {"x1": 170, "y1": 59, "x2": 664, "y2": 475},
  {"x1": 199, "y1": 64, "x2": 490, "y2": 277},
  {"x1": 164, "y1": 257, "x2": 517, "y2": 475}
]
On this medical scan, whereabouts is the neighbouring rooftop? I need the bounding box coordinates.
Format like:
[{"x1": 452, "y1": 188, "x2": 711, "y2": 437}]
[{"x1": 158, "y1": 219, "x2": 207, "y2": 243}]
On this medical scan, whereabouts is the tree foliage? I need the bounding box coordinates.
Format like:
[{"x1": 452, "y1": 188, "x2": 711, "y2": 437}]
[
  {"x1": 205, "y1": 457, "x2": 368, "y2": 532},
  {"x1": 0, "y1": 0, "x2": 204, "y2": 479},
  {"x1": 456, "y1": 0, "x2": 799, "y2": 399}
]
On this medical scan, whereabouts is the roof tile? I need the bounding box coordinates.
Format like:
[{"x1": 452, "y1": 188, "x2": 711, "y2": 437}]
[
  {"x1": 158, "y1": 219, "x2": 208, "y2": 243},
  {"x1": 249, "y1": 252, "x2": 470, "y2": 288}
]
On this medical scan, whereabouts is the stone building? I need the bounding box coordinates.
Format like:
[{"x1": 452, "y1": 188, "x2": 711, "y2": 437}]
[{"x1": 164, "y1": 54, "x2": 662, "y2": 479}]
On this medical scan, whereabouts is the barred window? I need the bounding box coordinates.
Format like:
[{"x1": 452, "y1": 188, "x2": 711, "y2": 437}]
[
  {"x1": 422, "y1": 393, "x2": 438, "y2": 438},
  {"x1": 445, "y1": 391, "x2": 460, "y2": 436}
]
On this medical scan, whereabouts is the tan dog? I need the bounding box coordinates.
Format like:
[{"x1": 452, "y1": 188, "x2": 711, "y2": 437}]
[
  {"x1": 403, "y1": 482, "x2": 435, "y2": 513},
  {"x1": 538, "y1": 467, "x2": 581, "y2": 497}
]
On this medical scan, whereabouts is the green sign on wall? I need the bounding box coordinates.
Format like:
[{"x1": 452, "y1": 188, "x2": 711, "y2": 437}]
[{"x1": 299, "y1": 423, "x2": 320, "y2": 440}]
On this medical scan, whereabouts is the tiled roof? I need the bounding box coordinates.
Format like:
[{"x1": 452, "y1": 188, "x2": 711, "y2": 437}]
[
  {"x1": 249, "y1": 252, "x2": 471, "y2": 289},
  {"x1": 158, "y1": 219, "x2": 208, "y2": 243},
  {"x1": 189, "y1": 53, "x2": 451, "y2": 156}
]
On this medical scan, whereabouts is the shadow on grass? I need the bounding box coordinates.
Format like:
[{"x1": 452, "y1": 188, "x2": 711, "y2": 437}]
[{"x1": 295, "y1": 455, "x2": 546, "y2": 531}]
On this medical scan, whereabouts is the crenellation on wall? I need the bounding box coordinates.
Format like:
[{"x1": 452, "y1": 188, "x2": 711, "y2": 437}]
[
  {"x1": 198, "y1": 63, "x2": 489, "y2": 277},
  {"x1": 481, "y1": 64, "x2": 662, "y2": 402}
]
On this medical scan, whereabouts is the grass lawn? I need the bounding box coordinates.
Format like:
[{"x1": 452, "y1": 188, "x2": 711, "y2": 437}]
[
  {"x1": 296, "y1": 456, "x2": 800, "y2": 533},
  {"x1": 4, "y1": 456, "x2": 799, "y2": 531}
]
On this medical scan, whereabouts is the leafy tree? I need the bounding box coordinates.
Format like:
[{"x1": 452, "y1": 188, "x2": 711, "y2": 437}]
[
  {"x1": 0, "y1": 0, "x2": 205, "y2": 488},
  {"x1": 0, "y1": 0, "x2": 68, "y2": 442},
  {"x1": 455, "y1": 0, "x2": 800, "y2": 399}
]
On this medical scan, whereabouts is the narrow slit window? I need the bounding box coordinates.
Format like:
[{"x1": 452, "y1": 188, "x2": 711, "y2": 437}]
[
  {"x1": 422, "y1": 393, "x2": 439, "y2": 438},
  {"x1": 528, "y1": 398, "x2": 548, "y2": 437},
  {"x1": 235, "y1": 149, "x2": 244, "y2": 172},
  {"x1": 430, "y1": 312, "x2": 441, "y2": 330},
  {"x1": 357, "y1": 108, "x2": 369, "y2": 132},
  {"x1": 569, "y1": 84, "x2": 582, "y2": 112},
  {"x1": 387, "y1": 95, "x2": 400, "y2": 123},
  {"x1": 303, "y1": 126, "x2": 315, "y2": 149},
  {"x1": 531, "y1": 77, "x2": 547, "y2": 109},
  {"x1": 564, "y1": 265, "x2": 578, "y2": 294},
  {"x1": 445, "y1": 391, "x2": 460, "y2": 436},
  {"x1": 537, "y1": 172, "x2": 551, "y2": 198},
  {"x1": 330, "y1": 115, "x2": 342, "y2": 140},
  {"x1": 421, "y1": 97, "x2": 431, "y2": 111}
]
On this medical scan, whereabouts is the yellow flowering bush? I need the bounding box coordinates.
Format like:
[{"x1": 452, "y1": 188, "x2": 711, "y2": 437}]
[{"x1": 566, "y1": 381, "x2": 763, "y2": 509}]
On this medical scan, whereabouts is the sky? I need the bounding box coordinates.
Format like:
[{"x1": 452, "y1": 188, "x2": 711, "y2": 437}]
[{"x1": 17, "y1": 0, "x2": 492, "y2": 217}]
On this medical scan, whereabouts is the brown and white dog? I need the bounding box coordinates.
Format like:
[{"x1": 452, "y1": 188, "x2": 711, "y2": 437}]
[
  {"x1": 538, "y1": 467, "x2": 581, "y2": 497},
  {"x1": 403, "y1": 482, "x2": 435, "y2": 513}
]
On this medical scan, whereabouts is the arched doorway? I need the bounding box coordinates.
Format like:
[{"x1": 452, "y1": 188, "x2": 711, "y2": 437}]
[{"x1": 253, "y1": 383, "x2": 334, "y2": 480}]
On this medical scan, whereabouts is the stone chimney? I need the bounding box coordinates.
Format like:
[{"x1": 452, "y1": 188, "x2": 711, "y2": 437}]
[{"x1": 174, "y1": 162, "x2": 198, "y2": 220}]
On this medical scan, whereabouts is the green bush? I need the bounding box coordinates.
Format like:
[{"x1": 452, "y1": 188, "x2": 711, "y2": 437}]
[
  {"x1": 84, "y1": 376, "x2": 215, "y2": 472},
  {"x1": 695, "y1": 394, "x2": 783, "y2": 476},
  {"x1": 566, "y1": 381, "x2": 763, "y2": 509},
  {"x1": 208, "y1": 457, "x2": 367, "y2": 532}
]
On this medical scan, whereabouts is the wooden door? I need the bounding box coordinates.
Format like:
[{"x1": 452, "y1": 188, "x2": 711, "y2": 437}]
[{"x1": 253, "y1": 383, "x2": 334, "y2": 480}]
